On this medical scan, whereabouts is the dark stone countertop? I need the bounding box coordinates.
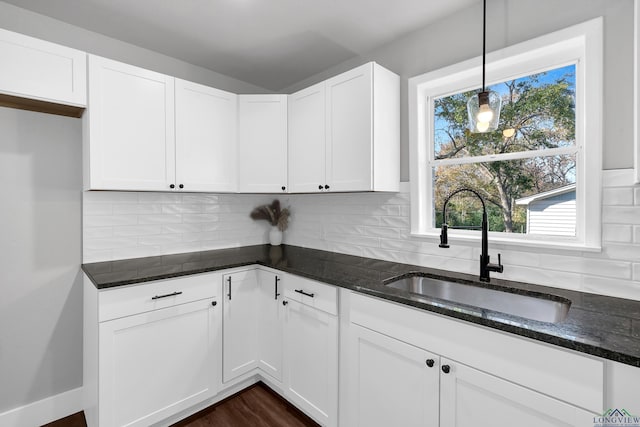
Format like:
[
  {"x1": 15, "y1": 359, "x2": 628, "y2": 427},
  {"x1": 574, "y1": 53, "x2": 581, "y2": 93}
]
[{"x1": 82, "y1": 244, "x2": 640, "y2": 368}]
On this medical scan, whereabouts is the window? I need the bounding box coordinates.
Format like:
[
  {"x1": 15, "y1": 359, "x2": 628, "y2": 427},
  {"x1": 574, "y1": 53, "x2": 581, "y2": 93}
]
[{"x1": 408, "y1": 18, "x2": 602, "y2": 250}]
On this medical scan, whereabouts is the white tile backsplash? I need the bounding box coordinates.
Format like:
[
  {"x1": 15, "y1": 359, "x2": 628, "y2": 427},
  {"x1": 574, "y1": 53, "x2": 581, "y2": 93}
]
[
  {"x1": 83, "y1": 170, "x2": 640, "y2": 300},
  {"x1": 603, "y1": 187, "x2": 634, "y2": 206},
  {"x1": 83, "y1": 192, "x2": 273, "y2": 262},
  {"x1": 603, "y1": 224, "x2": 634, "y2": 243}
]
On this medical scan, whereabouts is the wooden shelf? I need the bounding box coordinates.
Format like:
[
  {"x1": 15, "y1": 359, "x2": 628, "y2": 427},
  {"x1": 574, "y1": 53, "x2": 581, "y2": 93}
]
[{"x1": 0, "y1": 93, "x2": 84, "y2": 118}]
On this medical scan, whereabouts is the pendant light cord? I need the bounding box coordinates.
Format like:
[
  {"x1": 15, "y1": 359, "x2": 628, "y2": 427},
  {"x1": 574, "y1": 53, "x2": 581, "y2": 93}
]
[{"x1": 482, "y1": 0, "x2": 487, "y2": 92}]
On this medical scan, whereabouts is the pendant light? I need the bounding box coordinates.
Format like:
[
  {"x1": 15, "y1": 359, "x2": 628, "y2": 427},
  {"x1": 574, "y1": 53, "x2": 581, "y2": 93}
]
[{"x1": 467, "y1": 0, "x2": 501, "y2": 133}]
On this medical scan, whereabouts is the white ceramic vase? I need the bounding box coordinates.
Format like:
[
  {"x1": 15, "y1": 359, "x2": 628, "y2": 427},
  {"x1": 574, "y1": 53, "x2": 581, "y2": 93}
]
[{"x1": 269, "y1": 226, "x2": 283, "y2": 246}]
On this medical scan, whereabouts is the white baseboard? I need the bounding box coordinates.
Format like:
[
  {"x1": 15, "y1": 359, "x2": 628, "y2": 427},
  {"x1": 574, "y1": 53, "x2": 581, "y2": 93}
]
[{"x1": 0, "y1": 387, "x2": 83, "y2": 427}]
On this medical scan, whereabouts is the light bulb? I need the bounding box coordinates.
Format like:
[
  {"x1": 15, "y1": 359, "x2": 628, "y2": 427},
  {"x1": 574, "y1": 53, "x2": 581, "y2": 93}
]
[
  {"x1": 477, "y1": 103, "x2": 494, "y2": 123},
  {"x1": 502, "y1": 128, "x2": 515, "y2": 138},
  {"x1": 476, "y1": 121, "x2": 490, "y2": 132}
]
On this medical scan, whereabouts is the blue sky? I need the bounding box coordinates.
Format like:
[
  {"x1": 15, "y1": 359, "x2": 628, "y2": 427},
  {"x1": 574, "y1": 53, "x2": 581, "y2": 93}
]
[{"x1": 434, "y1": 63, "x2": 576, "y2": 150}]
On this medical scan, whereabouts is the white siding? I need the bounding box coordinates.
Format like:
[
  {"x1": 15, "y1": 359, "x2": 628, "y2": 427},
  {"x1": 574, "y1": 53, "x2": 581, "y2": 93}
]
[{"x1": 526, "y1": 191, "x2": 576, "y2": 236}]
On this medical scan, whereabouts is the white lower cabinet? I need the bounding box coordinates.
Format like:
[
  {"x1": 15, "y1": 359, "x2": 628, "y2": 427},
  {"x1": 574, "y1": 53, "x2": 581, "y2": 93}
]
[
  {"x1": 347, "y1": 324, "x2": 439, "y2": 427},
  {"x1": 345, "y1": 292, "x2": 600, "y2": 427},
  {"x1": 222, "y1": 269, "x2": 259, "y2": 383},
  {"x1": 100, "y1": 300, "x2": 220, "y2": 427},
  {"x1": 86, "y1": 267, "x2": 635, "y2": 427},
  {"x1": 84, "y1": 272, "x2": 222, "y2": 427},
  {"x1": 347, "y1": 324, "x2": 594, "y2": 427},
  {"x1": 283, "y1": 277, "x2": 339, "y2": 427},
  {"x1": 440, "y1": 359, "x2": 595, "y2": 427},
  {"x1": 257, "y1": 269, "x2": 285, "y2": 382}
]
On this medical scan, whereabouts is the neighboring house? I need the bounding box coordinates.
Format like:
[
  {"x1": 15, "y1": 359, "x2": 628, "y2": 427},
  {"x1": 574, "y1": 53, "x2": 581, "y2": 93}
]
[{"x1": 515, "y1": 184, "x2": 576, "y2": 236}]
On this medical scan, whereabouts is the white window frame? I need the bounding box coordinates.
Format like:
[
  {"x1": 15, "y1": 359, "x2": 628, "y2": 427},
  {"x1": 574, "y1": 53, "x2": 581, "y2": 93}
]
[{"x1": 408, "y1": 18, "x2": 603, "y2": 251}]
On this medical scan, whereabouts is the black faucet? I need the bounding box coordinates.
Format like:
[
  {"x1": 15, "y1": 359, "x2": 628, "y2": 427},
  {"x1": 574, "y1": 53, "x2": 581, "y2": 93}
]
[{"x1": 439, "y1": 188, "x2": 504, "y2": 282}]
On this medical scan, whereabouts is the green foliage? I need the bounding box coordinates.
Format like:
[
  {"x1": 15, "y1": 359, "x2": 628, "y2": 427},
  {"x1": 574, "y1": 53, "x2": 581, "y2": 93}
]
[{"x1": 433, "y1": 67, "x2": 576, "y2": 233}]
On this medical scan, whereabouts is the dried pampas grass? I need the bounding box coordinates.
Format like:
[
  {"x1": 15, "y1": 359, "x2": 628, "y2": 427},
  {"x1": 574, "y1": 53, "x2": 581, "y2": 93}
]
[{"x1": 250, "y1": 199, "x2": 290, "y2": 231}]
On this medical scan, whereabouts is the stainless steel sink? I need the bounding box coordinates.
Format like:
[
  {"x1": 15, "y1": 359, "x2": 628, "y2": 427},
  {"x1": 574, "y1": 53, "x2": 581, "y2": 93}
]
[{"x1": 385, "y1": 275, "x2": 570, "y2": 323}]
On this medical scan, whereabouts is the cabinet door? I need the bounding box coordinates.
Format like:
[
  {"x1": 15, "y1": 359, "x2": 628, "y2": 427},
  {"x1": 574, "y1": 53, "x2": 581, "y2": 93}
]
[
  {"x1": 325, "y1": 63, "x2": 373, "y2": 192},
  {"x1": 283, "y1": 299, "x2": 338, "y2": 426},
  {"x1": 99, "y1": 298, "x2": 220, "y2": 427},
  {"x1": 440, "y1": 358, "x2": 596, "y2": 427},
  {"x1": 347, "y1": 324, "x2": 439, "y2": 427},
  {"x1": 288, "y1": 82, "x2": 326, "y2": 193},
  {"x1": 238, "y1": 95, "x2": 288, "y2": 193},
  {"x1": 0, "y1": 28, "x2": 86, "y2": 108},
  {"x1": 222, "y1": 270, "x2": 259, "y2": 383},
  {"x1": 87, "y1": 55, "x2": 175, "y2": 191},
  {"x1": 175, "y1": 79, "x2": 237, "y2": 192},
  {"x1": 257, "y1": 270, "x2": 284, "y2": 382}
]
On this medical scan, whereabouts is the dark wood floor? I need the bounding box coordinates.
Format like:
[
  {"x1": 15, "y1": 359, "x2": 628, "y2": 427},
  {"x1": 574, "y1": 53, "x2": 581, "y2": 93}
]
[
  {"x1": 173, "y1": 383, "x2": 320, "y2": 427},
  {"x1": 43, "y1": 382, "x2": 320, "y2": 427}
]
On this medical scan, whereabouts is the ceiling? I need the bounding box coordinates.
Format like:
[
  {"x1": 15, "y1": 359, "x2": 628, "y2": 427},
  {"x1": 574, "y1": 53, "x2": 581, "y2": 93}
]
[{"x1": 4, "y1": 0, "x2": 477, "y2": 91}]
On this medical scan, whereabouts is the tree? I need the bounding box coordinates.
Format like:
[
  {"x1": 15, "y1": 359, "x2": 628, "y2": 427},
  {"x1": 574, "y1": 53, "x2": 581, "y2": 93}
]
[{"x1": 434, "y1": 68, "x2": 576, "y2": 233}]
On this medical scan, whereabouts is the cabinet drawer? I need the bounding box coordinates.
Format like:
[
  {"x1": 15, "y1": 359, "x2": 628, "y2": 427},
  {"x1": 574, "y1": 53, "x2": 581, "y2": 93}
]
[
  {"x1": 99, "y1": 272, "x2": 220, "y2": 322},
  {"x1": 284, "y1": 275, "x2": 337, "y2": 315}
]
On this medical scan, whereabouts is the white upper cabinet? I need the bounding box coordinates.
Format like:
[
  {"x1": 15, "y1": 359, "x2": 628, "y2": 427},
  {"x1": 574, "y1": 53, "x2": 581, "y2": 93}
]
[
  {"x1": 86, "y1": 56, "x2": 239, "y2": 192},
  {"x1": 176, "y1": 79, "x2": 237, "y2": 192},
  {"x1": 238, "y1": 95, "x2": 288, "y2": 193},
  {"x1": 325, "y1": 64, "x2": 373, "y2": 192},
  {"x1": 288, "y1": 82, "x2": 327, "y2": 193},
  {"x1": 86, "y1": 55, "x2": 176, "y2": 191},
  {"x1": 84, "y1": 55, "x2": 398, "y2": 193},
  {"x1": 0, "y1": 28, "x2": 86, "y2": 116},
  {"x1": 288, "y1": 62, "x2": 399, "y2": 193}
]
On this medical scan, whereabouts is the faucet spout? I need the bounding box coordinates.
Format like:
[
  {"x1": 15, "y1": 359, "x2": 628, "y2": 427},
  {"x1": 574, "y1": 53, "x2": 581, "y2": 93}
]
[{"x1": 439, "y1": 188, "x2": 504, "y2": 282}]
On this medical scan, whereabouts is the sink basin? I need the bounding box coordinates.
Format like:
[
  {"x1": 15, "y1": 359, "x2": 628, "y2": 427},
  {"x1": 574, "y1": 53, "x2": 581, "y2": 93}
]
[{"x1": 384, "y1": 274, "x2": 570, "y2": 323}]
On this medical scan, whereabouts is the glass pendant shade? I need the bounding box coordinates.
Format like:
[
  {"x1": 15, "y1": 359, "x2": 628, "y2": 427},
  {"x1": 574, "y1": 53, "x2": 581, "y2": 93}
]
[{"x1": 467, "y1": 90, "x2": 502, "y2": 133}]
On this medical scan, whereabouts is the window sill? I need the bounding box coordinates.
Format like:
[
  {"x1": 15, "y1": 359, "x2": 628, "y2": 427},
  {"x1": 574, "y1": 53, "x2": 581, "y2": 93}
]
[{"x1": 410, "y1": 231, "x2": 602, "y2": 254}]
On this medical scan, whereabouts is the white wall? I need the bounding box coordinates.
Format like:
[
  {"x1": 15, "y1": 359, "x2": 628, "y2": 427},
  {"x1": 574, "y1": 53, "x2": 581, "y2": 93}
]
[
  {"x1": 0, "y1": 107, "x2": 82, "y2": 415},
  {"x1": 282, "y1": 0, "x2": 634, "y2": 181}
]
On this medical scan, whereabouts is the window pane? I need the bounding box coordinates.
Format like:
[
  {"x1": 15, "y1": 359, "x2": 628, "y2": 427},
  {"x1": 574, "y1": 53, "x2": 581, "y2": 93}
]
[
  {"x1": 434, "y1": 64, "x2": 576, "y2": 160},
  {"x1": 433, "y1": 154, "x2": 576, "y2": 236}
]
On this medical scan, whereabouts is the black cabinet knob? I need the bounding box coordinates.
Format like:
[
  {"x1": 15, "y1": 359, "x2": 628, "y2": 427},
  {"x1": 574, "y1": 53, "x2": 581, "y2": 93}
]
[
  {"x1": 169, "y1": 184, "x2": 175, "y2": 189},
  {"x1": 426, "y1": 359, "x2": 435, "y2": 368},
  {"x1": 325, "y1": 184, "x2": 330, "y2": 190},
  {"x1": 318, "y1": 185, "x2": 323, "y2": 190},
  {"x1": 179, "y1": 184, "x2": 184, "y2": 189},
  {"x1": 282, "y1": 186, "x2": 286, "y2": 191},
  {"x1": 282, "y1": 300, "x2": 288, "y2": 306},
  {"x1": 211, "y1": 301, "x2": 217, "y2": 307},
  {"x1": 441, "y1": 365, "x2": 451, "y2": 374}
]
